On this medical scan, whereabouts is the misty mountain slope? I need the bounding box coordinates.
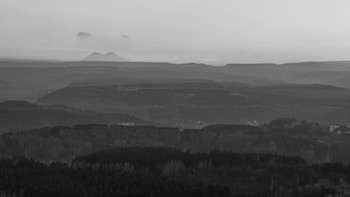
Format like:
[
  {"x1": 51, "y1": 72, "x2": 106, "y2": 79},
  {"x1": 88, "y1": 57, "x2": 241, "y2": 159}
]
[
  {"x1": 0, "y1": 67, "x2": 77, "y2": 101},
  {"x1": 223, "y1": 61, "x2": 350, "y2": 87},
  {"x1": 1, "y1": 60, "x2": 350, "y2": 127},
  {"x1": 2, "y1": 60, "x2": 350, "y2": 102},
  {"x1": 0, "y1": 61, "x2": 244, "y2": 101},
  {"x1": 281, "y1": 61, "x2": 350, "y2": 71},
  {"x1": 38, "y1": 82, "x2": 350, "y2": 127},
  {"x1": 329, "y1": 76, "x2": 350, "y2": 89},
  {"x1": 285, "y1": 71, "x2": 350, "y2": 85},
  {"x1": 1, "y1": 120, "x2": 349, "y2": 163},
  {"x1": 0, "y1": 100, "x2": 153, "y2": 134},
  {"x1": 222, "y1": 63, "x2": 303, "y2": 81},
  {"x1": 223, "y1": 75, "x2": 284, "y2": 85}
]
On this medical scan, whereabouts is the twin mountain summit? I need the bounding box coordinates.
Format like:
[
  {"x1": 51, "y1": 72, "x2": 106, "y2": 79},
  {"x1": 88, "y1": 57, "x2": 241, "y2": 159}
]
[{"x1": 83, "y1": 52, "x2": 128, "y2": 62}]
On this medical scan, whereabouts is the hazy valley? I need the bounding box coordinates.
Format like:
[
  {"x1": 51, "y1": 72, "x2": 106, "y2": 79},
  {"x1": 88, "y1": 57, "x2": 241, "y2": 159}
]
[
  {"x1": 1, "y1": 61, "x2": 350, "y2": 128},
  {"x1": 2, "y1": 60, "x2": 350, "y2": 196}
]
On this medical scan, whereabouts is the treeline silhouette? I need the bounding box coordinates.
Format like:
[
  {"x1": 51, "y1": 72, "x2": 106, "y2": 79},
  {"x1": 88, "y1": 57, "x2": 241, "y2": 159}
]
[
  {"x1": 74, "y1": 147, "x2": 305, "y2": 169},
  {"x1": 1, "y1": 147, "x2": 350, "y2": 197}
]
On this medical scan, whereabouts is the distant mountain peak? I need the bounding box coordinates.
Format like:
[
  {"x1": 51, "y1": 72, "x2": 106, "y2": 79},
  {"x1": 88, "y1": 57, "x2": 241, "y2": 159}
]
[
  {"x1": 91, "y1": 52, "x2": 102, "y2": 56},
  {"x1": 105, "y1": 52, "x2": 116, "y2": 55},
  {"x1": 83, "y1": 52, "x2": 127, "y2": 62}
]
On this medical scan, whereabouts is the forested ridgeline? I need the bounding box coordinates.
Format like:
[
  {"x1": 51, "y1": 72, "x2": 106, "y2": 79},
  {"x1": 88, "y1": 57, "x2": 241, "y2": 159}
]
[
  {"x1": 0, "y1": 100, "x2": 154, "y2": 134},
  {"x1": 1, "y1": 119, "x2": 350, "y2": 163},
  {"x1": 1, "y1": 147, "x2": 350, "y2": 197},
  {"x1": 73, "y1": 147, "x2": 305, "y2": 169}
]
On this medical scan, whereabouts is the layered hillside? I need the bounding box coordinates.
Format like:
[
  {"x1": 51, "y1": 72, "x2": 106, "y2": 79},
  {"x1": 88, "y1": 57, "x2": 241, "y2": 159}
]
[
  {"x1": 38, "y1": 82, "x2": 350, "y2": 127},
  {"x1": 1, "y1": 120, "x2": 349, "y2": 163},
  {"x1": 0, "y1": 100, "x2": 153, "y2": 134},
  {"x1": 2, "y1": 60, "x2": 350, "y2": 101}
]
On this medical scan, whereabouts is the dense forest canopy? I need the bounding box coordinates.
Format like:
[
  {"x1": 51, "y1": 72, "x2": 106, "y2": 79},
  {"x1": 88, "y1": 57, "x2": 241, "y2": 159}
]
[
  {"x1": 1, "y1": 118, "x2": 349, "y2": 164},
  {"x1": 1, "y1": 147, "x2": 350, "y2": 197}
]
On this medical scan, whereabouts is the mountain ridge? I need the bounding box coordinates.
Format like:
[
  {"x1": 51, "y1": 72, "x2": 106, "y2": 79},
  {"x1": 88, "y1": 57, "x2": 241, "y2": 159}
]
[{"x1": 83, "y1": 52, "x2": 128, "y2": 62}]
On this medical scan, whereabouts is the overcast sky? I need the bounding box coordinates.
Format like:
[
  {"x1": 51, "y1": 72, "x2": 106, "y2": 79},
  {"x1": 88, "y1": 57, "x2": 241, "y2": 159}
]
[{"x1": 1, "y1": 0, "x2": 350, "y2": 64}]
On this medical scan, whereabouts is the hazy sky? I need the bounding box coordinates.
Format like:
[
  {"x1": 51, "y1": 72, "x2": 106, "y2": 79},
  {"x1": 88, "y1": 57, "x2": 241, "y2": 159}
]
[{"x1": 1, "y1": 0, "x2": 350, "y2": 64}]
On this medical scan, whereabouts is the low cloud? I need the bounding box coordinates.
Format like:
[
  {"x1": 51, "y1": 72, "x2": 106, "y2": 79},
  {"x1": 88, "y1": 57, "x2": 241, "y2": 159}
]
[
  {"x1": 77, "y1": 31, "x2": 93, "y2": 38},
  {"x1": 121, "y1": 34, "x2": 129, "y2": 39}
]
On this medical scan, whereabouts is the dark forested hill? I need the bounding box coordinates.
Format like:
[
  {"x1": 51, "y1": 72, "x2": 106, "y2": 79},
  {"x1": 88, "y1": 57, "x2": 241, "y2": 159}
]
[
  {"x1": 0, "y1": 100, "x2": 153, "y2": 134},
  {"x1": 1, "y1": 120, "x2": 349, "y2": 164}
]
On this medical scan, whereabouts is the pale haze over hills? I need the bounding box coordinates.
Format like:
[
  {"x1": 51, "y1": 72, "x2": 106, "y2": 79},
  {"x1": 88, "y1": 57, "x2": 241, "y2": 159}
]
[
  {"x1": 3, "y1": 1, "x2": 350, "y2": 197},
  {"x1": 2, "y1": 0, "x2": 350, "y2": 64}
]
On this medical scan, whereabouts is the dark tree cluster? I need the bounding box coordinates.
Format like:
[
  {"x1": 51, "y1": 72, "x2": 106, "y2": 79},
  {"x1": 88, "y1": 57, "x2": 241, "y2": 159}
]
[
  {"x1": 74, "y1": 147, "x2": 305, "y2": 169},
  {"x1": 1, "y1": 147, "x2": 350, "y2": 197},
  {"x1": 0, "y1": 157, "x2": 227, "y2": 197}
]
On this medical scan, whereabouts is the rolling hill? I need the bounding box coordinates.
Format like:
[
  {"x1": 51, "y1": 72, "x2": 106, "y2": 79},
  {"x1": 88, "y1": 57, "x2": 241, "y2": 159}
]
[
  {"x1": 1, "y1": 119, "x2": 349, "y2": 164},
  {"x1": 38, "y1": 82, "x2": 350, "y2": 127},
  {"x1": 0, "y1": 100, "x2": 153, "y2": 134}
]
